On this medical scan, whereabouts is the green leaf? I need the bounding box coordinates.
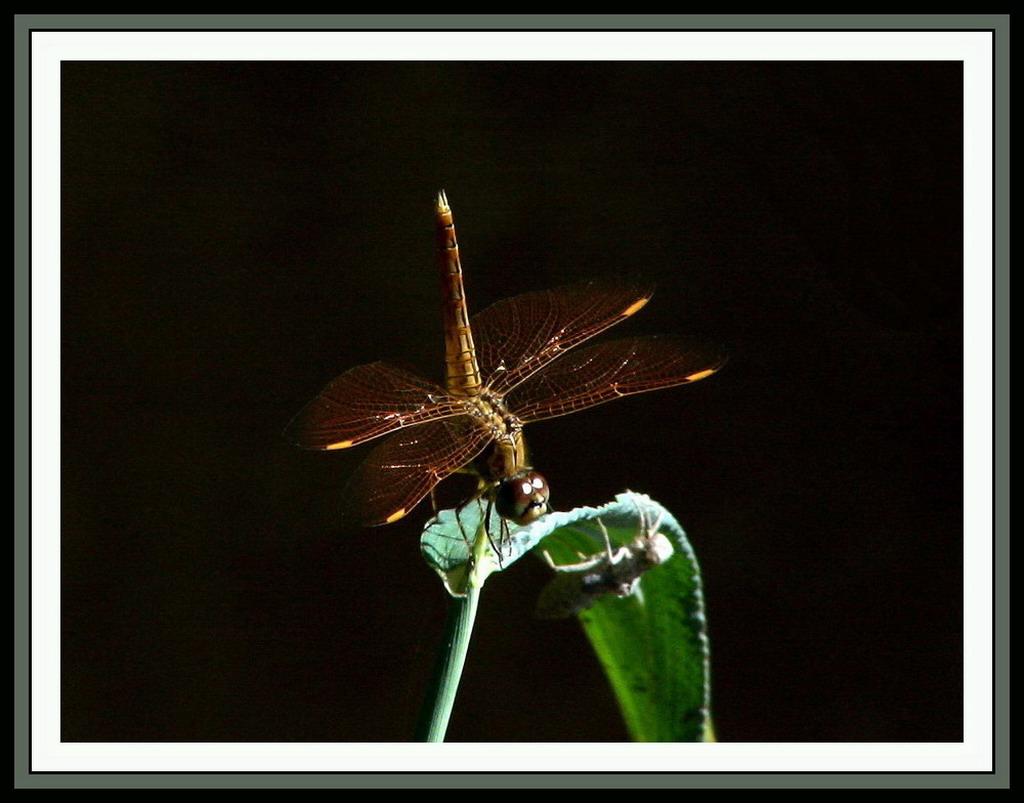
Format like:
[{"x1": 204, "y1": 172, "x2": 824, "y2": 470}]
[
  {"x1": 420, "y1": 496, "x2": 619, "y2": 595},
  {"x1": 419, "y1": 491, "x2": 713, "y2": 742},
  {"x1": 420, "y1": 498, "x2": 550, "y2": 595},
  {"x1": 533, "y1": 492, "x2": 713, "y2": 742}
]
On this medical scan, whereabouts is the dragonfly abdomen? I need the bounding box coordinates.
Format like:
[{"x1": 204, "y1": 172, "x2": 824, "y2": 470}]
[{"x1": 436, "y1": 190, "x2": 483, "y2": 398}]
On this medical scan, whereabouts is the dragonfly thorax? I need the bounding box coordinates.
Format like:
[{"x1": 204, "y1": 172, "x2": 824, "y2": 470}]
[
  {"x1": 461, "y1": 394, "x2": 526, "y2": 469},
  {"x1": 473, "y1": 429, "x2": 527, "y2": 483}
]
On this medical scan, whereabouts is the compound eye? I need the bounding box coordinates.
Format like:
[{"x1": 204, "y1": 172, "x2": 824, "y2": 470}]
[{"x1": 495, "y1": 470, "x2": 550, "y2": 525}]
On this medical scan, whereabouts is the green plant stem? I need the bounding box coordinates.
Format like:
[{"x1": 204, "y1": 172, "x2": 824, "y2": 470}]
[{"x1": 413, "y1": 584, "x2": 481, "y2": 742}]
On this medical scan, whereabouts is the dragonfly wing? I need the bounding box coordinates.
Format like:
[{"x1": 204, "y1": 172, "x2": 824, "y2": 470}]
[
  {"x1": 471, "y1": 278, "x2": 655, "y2": 396},
  {"x1": 342, "y1": 416, "x2": 494, "y2": 526},
  {"x1": 508, "y1": 336, "x2": 727, "y2": 423},
  {"x1": 285, "y1": 362, "x2": 464, "y2": 450}
]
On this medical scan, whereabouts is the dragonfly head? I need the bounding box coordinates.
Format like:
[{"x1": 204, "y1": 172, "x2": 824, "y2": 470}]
[{"x1": 495, "y1": 470, "x2": 550, "y2": 526}]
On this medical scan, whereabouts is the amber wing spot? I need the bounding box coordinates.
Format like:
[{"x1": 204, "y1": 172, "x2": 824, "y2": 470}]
[
  {"x1": 325, "y1": 440, "x2": 355, "y2": 450},
  {"x1": 622, "y1": 297, "x2": 649, "y2": 318},
  {"x1": 684, "y1": 368, "x2": 718, "y2": 382},
  {"x1": 385, "y1": 508, "x2": 408, "y2": 524}
]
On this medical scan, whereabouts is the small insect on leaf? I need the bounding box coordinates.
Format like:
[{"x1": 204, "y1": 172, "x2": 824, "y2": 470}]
[{"x1": 535, "y1": 506, "x2": 674, "y2": 619}]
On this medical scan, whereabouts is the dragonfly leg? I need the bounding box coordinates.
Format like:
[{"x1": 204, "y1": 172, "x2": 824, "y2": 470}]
[
  {"x1": 451, "y1": 496, "x2": 476, "y2": 548},
  {"x1": 482, "y1": 498, "x2": 507, "y2": 569}
]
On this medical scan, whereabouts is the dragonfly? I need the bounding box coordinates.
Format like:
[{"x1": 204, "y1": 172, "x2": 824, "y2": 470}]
[{"x1": 286, "y1": 191, "x2": 726, "y2": 533}]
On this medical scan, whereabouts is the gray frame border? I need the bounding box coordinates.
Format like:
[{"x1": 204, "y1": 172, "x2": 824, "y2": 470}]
[{"x1": 14, "y1": 13, "x2": 1008, "y2": 790}]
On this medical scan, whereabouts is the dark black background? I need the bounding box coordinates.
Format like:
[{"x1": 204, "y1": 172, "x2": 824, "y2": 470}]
[{"x1": 61, "y1": 60, "x2": 963, "y2": 743}]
